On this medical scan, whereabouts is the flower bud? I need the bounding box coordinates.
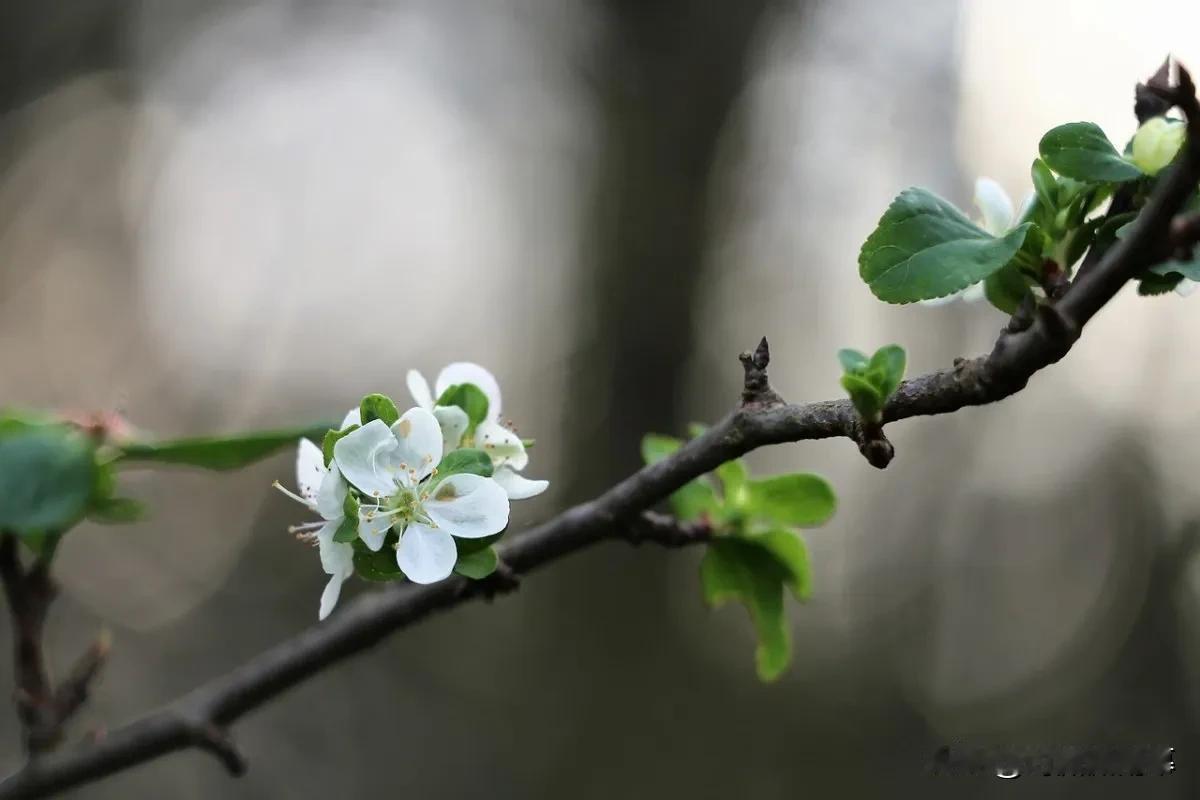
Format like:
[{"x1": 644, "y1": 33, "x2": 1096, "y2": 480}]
[{"x1": 1131, "y1": 117, "x2": 1186, "y2": 176}]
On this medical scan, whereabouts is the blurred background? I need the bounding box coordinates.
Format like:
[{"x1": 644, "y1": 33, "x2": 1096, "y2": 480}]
[{"x1": 2, "y1": 0, "x2": 1200, "y2": 796}]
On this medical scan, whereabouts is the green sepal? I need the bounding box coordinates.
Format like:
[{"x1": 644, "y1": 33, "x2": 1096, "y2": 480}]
[
  {"x1": 435, "y1": 448, "x2": 493, "y2": 480},
  {"x1": 322, "y1": 424, "x2": 359, "y2": 467},
  {"x1": 436, "y1": 384, "x2": 489, "y2": 432},
  {"x1": 359, "y1": 394, "x2": 399, "y2": 427},
  {"x1": 454, "y1": 544, "x2": 499, "y2": 579}
]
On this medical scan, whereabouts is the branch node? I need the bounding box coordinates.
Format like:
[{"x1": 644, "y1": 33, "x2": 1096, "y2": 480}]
[
  {"x1": 856, "y1": 422, "x2": 894, "y2": 470},
  {"x1": 192, "y1": 723, "x2": 247, "y2": 776},
  {"x1": 739, "y1": 336, "x2": 783, "y2": 408},
  {"x1": 477, "y1": 561, "x2": 520, "y2": 601}
]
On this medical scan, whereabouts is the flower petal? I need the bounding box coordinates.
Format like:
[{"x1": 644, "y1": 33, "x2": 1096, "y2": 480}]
[
  {"x1": 341, "y1": 407, "x2": 362, "y2": 429},
  {"x1": 315, "y1": 462, "x2": 348, "y2": 521},
  {"x1": 474, "y1": 419, "x2": 527, "y2": 470},
  {"x1": 1176, "y1": 278, "x2": 1198, "y2": 297},
  {"x1": 390, "y1": 407, "x2": 443, "y2": 484},
  {"x1": 433, "y1": 405, "x2": 469, "y2": 451},
  {"x1": 395, "y1": 523, "x2": 457, "y2": 584},
  {"x1": 435, "y1": 363, "x2": 502, "y2": 421},
  {"x1": 406, "y1": 370, "x2": 434, "y2": 411},
  {"x1": 357, "y1": 506, "x2": 392, "y2": 552},
  {"x1": 296, "y1": 438, "x2": 326, "y2": 505},
  {"x1": 974, "y1": 177, "x2": 1014, "y2": 236},
  {"x1": 492, "y1": 466, "x2": 549, "y2": 500},
  {"x1": 316, "y1": 520, "x2": 355, "y2": 577},
  {"x1": 319, "y1": 573, "x2": 347, "y2": 621},
  {"x1": 424, "y1": 473, "x2": 509, "y2": 539},
  {"x1": 333, "y1": 419, "x2": 400, "y2": 498}
]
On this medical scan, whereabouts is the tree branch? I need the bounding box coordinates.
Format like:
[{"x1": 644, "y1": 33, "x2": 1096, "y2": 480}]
[{"x1": 3, "y1": 65, "x2": 1199, "y2": 800}]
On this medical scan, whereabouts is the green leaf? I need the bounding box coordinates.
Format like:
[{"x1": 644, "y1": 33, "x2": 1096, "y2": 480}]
[
  {"x1": 1038, "y1": 122, "x2": 1144, "y2": 182},
  {"x1": 743, "y1": 473, "x2": 837, "y2": 528},
  {"x1": 116, "y1": 424, "x2": 332, "y2": 471},
  {"x1": 837, "y1": 348, "x2": 869, "y2": 374},
  {"x1": 1138, "y1": 273, "x2": 1182, "y2": 295},
  {"x1": 436, "y1": 384, "x2": 489, "y2": 432},
  {"x1": 332, "y1": 511, "x2": 359, "y2": 543},
  {"x1": 1031, "y1": 158, "x2": 1058, "y2": 213},
  {"x1": 1149, "y1": 254, "x2": 1200, "y2": 281},
  {"x1": 353, "y1": 539, "x2": 405, "y2": 582},
  {"x1": 454, "y1": 544, "x2": 499, "y2": 579},
  {"x1": 88, "y1": 496, "x2": 145, "y2": 524},
  {"x1": 0, "y1": 424, "x2": 97, "y2": 535},
  {"x1": 700, "y1": 540, "x2": 791, "y2": 682},
  {"x1": 639, "y1": 434, "x2": 719, "y2": 521},
  {"x1": 434, "y1": 448, "x2": 493, "y2": 480},
  {"x1": 866, "y1": 345, "x2": 906, "y2": 400},
  {"x1": 716, "y1": 459, "x2": 749, "y2": 502},
  {"x1": 754, "y1": 529, "x2": 812, "y2": 601},
  {"x1": 322, "y1": 424, "x2": 359, "y2": 467},
  {"x1": 859, "y1": 187, "x2": 1031, "y2": 303},
  {"x1": 984, "y1": 262, "x2": 1031, "y2": 314},
  {"x1": 840, "y1": 373, "x2": 884, "y2": 421},
  {"x1": 359, "y1": 394, "x2": 399, "y2": 427}
]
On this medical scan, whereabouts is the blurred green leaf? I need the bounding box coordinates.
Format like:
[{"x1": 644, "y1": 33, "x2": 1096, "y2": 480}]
[
  {"x1": 88, "y1": 496, "x2": 145, "y2": 524},
  {"x1": 984, "y1": 262, "x2": 1031, "y2": 314},
  {"x1": 0, "y1": 424, "x2": 96, "y2": 536},
  {"x1": 1031, "y1": 158, "x2": 1057, "y2": 213},
  {"x1": 640, "y1": 434, "x2": 719, "y2": 521},
  {"x1": 753, "y1": 529, "x2": 812, "y2": 601},
  {"x1": 837, "y1": 349, "x2": 869, "y2": 373},
  {"x1": 840, "y1": 373, "x2": 884, "y2": 421},
  {"x1": 1039, "y1": 122, "x2": 1143, "y2": 182},
  {"x1": 744, "y1": 473, "x2": 836, "y2": 528},
  {"x1": 332, "y1": 512, "x2": 358, "y2": 543},
  {"x1": 117, "y1": 424, "x2": 331, "y2": 471},
  {"x1": 435, "y1": 448, "x2": 493, "y2": 480},
  {"x1": 359, "y1": 394, "x2": 399, "y2": 427},
  {"x1": 701, "y1": 539, "x2": 790, "y2": 682},
  {"x1": 858, "y1": 187, "x2": 1031, "y2": 303},
  {"x1": 436, "y1": 384, "x2": 489, "y2": 432},
  {"x1": 322, "y1": 424, "x2": 359, "y2": 467},
  {"x1": 866, "y1": 345, "x2": 906, "y2": 400},
  {"x1": 454, "y1": 544, "x2": 499, "y2": 579}
]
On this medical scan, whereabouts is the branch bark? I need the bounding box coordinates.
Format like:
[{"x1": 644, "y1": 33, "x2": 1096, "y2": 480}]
[{"x1": 2, "y1": 65, "x2": 1200, "y2": 800}]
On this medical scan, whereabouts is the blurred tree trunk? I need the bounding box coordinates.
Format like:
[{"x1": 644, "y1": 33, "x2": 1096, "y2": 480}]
[{"x1": 561, "y1": 0, "x2": 782, "y2": 496}]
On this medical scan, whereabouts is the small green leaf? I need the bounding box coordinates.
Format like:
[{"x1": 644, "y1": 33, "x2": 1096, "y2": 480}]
[
  {"x1": 700, "y1": 540, "x2": 790, "y2": 682},
  {"x1": 743, "y1": 473, "x2": 837, "y2": 528},
  {"x1": 866, "y1": 345, "x2": 906, "y2": 400},
  {"x1": 859, "y1": 187, "x2": 1031, "y2": 303},
  {"x1": 1038, "y1": 122, "x2": 1144, "y2": 182},
  {"x1": 754, "y1": 529, "x2": 812, "y2": 601},
  {"x1": 840, "y1": 374, "x2": 884, "y2": 421},
  {"x1": 117, "y1": 424, "x2": 332, "y2": 471},
  {"x1": 837, "y1": 348, "x2": 869, "y2": 374},
  {"x1": 333, "y1": 512, "x2": 359, "y2": 543},
  {"x1": 639, "y1": 434, "x2": 719, "y2": 521},
  {"x1": 1138, "y1": 273, "x2": 1182, "y2": 295},
  {"x1": 322, "y1": 424, "x2": 359, "y2": 467},
  {"x1": 0, "y1": 424, "x2": 97, "y2": 535},
  {"x1": 454, "y1": 544, "x2": 499, "y2": 579},
  {"x1": 436, "y1": 384, "x2": 489, "y2": 432},
  {"x1": 984, "y1": 262, "x2": 1031, "y2": 314},
  {"x1": 716, "y1": 459, "x2": 749, "y2": 502},
  {"x1": 1031, "y1": 158, "x2": 1057, "y2": 213},
  {"x1": 435, "y1": 448, "x2": 494, "y2": 480},
  {"x1": 359, "y1": 394, "x2": 399, "y2": 427}
]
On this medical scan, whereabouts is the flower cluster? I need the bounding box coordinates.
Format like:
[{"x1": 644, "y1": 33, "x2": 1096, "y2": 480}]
[{"x1": 275, "y1": 363, "x2": 547, "y2": 620}]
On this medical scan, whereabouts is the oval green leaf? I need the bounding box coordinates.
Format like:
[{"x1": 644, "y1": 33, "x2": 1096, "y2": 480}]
[{"x1": 1038, "y1": 122, "x2": 1144, "y2": 182}]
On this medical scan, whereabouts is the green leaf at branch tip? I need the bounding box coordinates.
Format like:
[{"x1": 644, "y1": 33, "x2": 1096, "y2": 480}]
[
  {"x1": 716, "y1": 459, "x2": 749, "y2": 504},
  {"x1": 753, "y1": 529, "x2": 813, "y2": 601},
  {"x1": 322, "y1": 424, "x2": 359, "y2": 467},
  {"x1": 700, "y1": 540, "x2": 791, "y2": 682},
  {"x1": 116, "y1": 423, "x2": 334, "y2": 471},
  {"x1": 837, "y1": 348, "x2": 869, "y2": 373},
  {"x1": 858, "y1": 187, "x2": 1032, "y2": 304},
  {"x1": 744, "y1": 473, "x2": 837, "y2": 528},
  {"x1": 0, "y1": 424, "x2": 97, "y2": 536},
  {"x1": 984, "y1": 262, "x2": 1032, "y2": 314},
  {"x1": 454, "y1": 544, "x2": 499, "y2": 579},
  {"x1": 866, "y1": 345, "x2": 906, "y2": 400},
  {"x1": 840, "y1": 373, "x2": 884, "y2": 421},
  {"x1": 359, "y1": 394, "x2": 399, "y2": 427},
  {"x1": 435, "y1": 384, "x2": 489, "y2": 432},
  {"x1": 435, "y1": 448, "x2": 493, "y2": 480},
  {"x1": 1038, "y1": 122, "x2": 1144, "y2": 183}
]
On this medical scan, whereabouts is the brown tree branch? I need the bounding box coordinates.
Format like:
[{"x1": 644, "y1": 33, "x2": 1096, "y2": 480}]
[{"x1": 2, "y1": 65, "x2": 1199, "y2": 800}]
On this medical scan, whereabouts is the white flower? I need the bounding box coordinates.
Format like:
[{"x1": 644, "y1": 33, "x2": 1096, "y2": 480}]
[
  {"x1": 273, "y1": 439, "x2": 355, "y2": 621},
  {"x1": 406, "y1": 362, "x2": 549, "y2": 500},
  {"x1": 920, "y1": 177, "x2": 1028, "y2": 307},
  {"x1": 1132, "y1": 116, "x2": 1186, "y2": 176},
  {"x1": 333, "y1": 408, "x2": 510, "y2": 584}
]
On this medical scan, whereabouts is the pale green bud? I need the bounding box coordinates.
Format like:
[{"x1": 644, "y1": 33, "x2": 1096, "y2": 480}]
[{"x1": 1131, "y1": 117, "x2": 1186, "y2": 176}]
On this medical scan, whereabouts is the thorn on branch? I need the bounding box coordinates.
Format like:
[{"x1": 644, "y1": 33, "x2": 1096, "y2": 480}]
[
  {"x1": 739, "y1": 337, "x2": 783, "y2": 408},
  {"x1": 192, "y1": 723, "x2": 247, "y2": 776},
  {"x1": 1135, "y1": 56, "x2": 1175, "y2": 122}
]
